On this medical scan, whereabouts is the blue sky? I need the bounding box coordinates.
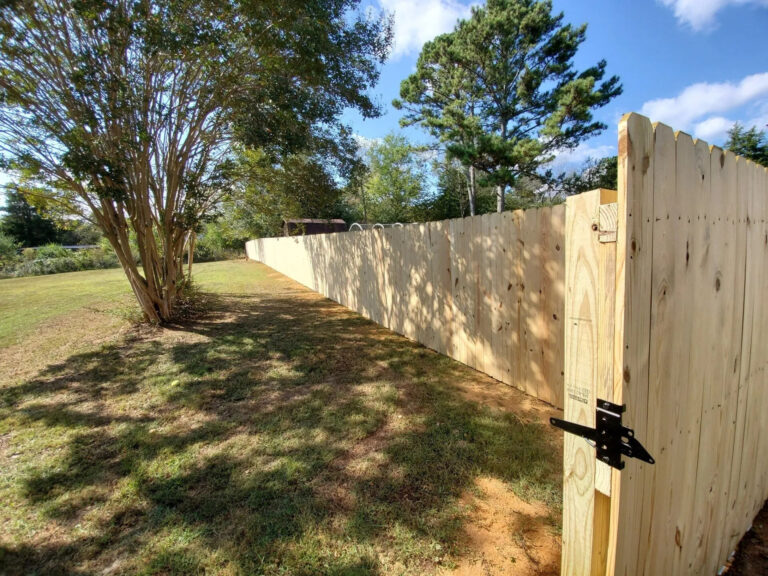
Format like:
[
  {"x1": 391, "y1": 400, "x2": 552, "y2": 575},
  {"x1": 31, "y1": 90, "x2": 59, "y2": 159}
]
[
  {"x1": 344, "y1": 0, "x2": 768, "y2": 171},
  {"x1": 2, "y1": 1, "x2": 766, "y2": 201}
]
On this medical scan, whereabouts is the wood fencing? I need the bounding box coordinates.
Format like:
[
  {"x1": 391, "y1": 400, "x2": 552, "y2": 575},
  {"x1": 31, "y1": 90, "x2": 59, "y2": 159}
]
[
  {"x1": 246, "y1": 112, "x2": 768, "y2": 575},
  {"x1": 246, "y1": 206, "x2": 567, "y2": 408},
  {"x1": 564, "y1": 113, "x2": 768, "y2": 575}
]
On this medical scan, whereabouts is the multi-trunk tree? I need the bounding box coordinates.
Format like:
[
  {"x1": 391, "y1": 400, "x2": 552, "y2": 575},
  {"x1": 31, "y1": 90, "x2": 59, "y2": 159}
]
[
  {"x1": 0, "y1": 0, "x2": 391, "y2": 322},
  {"x1": 396, "y1": 0, "x2": 621, "y2": 212}
]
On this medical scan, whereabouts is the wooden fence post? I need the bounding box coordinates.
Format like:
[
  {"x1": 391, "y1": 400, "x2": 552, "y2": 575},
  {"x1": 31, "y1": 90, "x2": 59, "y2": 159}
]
[{"x1": 562, "y1": 188, "x2": 618, "y2": 575}]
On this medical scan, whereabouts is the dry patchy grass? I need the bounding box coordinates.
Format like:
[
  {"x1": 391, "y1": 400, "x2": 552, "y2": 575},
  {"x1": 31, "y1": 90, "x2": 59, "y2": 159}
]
[{"x1": 0, "y1": 261, "x2": 562, "y2": 575}]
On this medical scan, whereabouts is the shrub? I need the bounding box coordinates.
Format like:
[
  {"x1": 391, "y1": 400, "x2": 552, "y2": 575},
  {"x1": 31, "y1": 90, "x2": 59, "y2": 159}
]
[
  {"x1": 0, "y1": 232, "x2": 19, "y2": 267},
  {"x1": 193, "y1": 230, "x2": 244, "y2": 263},
  {"x1": 3, "y1": 247, "x2": 119, "y2": 278},
  {"x1": 36, "y1": 243, "x2": 70, "y2": 259}
]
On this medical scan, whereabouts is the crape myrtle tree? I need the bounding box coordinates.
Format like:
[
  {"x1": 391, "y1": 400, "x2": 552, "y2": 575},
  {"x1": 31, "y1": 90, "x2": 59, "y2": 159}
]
[
  {"x1": 0, "y1": 0, "x2": 392, "y2": 322},
  {"x1": 395, "y1": 0, "x2": 621, "y2": 212}
]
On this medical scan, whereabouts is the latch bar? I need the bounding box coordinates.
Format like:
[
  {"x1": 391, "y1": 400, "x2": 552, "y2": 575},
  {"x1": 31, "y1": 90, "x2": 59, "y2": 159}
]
[{"x1": 551, "y1": 398, "x2": 655, "y2": 470}]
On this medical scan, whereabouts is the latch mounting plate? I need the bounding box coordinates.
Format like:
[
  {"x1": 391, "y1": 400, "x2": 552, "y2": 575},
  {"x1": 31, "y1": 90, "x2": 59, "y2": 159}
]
[{"x1": 550, "y1": 399, "x2": 655, "y2": 470}]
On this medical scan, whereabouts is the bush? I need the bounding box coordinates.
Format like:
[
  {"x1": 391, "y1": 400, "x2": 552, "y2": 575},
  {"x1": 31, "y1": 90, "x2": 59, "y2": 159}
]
[
  {"x1": 1, "y1": 246, "x2": 120, "y2": 278},
  {"x1": 0, "y1": 232, "x2": 19, "y2": 267},
  {"x1": 192, "y1": 244, "x2": 243, "y2": 263},
  {"x1": 193, "y1": 228, "x2": 244, "y2": 263},
  {"x1": 36, "y1": 243, "x2": 70, "y2": 259}
]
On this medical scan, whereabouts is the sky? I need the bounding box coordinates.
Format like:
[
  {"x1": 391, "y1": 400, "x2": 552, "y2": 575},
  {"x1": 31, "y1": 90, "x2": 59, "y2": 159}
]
[
  {"x1": 344, "y1": 0, "x2": 768, "y2": 171},
  {"x1": 2, "y1": 0, "x2": 767, "y2": 203}
]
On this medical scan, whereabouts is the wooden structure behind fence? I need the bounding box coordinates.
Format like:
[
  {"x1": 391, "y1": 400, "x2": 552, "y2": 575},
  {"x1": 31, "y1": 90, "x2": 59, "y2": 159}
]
[
  {"x1": 564, "y1": 113, "x2": 768, "y2": 575},
  {"x1": 247, "y1": 206, "x2": 566, "y2": 408}
]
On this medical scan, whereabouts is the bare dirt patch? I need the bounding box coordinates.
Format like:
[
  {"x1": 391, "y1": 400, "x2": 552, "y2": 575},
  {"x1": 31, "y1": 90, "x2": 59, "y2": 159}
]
[{"x1": 444, "y1": 476, "x2": 560, "y2": 576}]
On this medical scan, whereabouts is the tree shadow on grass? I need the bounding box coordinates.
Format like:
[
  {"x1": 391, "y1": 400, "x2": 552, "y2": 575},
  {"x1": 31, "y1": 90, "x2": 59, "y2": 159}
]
[{"x1": 0, "y1": 290, "x2": 560, "y2": 575}]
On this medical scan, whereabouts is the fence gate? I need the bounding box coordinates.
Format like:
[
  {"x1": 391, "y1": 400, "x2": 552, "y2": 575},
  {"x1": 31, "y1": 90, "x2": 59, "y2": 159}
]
[{"x1": 561, "y1": 113, "x2": 768, "y2": 576}]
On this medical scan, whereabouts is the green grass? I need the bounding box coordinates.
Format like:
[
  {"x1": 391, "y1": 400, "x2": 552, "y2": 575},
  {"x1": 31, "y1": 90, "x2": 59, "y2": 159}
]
[
  {"x1": 0, "y1": 260, "x2": 266, "y2": 348},
  {"x1": 0, "y1": 266, "x2": 130, "y2": 347},
  {"x1": 0, "y1": 261, "x2": 561, "y2": 575}
]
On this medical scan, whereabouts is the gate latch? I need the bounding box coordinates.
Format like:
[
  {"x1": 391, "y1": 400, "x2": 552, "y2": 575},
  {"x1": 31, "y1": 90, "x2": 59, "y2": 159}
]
[{"x1": 550, "y1": 399, "x2": 655, "y2": 470}]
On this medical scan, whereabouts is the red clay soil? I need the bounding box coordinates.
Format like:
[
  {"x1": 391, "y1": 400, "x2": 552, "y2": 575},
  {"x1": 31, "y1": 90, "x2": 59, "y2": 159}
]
[{"x1": 728, "y1": 500, "x2": 768, "y2": 575}]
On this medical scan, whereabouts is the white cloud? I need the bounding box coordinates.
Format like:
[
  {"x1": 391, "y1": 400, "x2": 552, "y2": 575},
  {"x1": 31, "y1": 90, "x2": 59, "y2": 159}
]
[
  {"x1": 659, "y1": 0, "x2": 768, "y2": 31},
  {"x1": 378, "y1": 0, "x2": 471, "y2": 59},
  {"x1": 691, "y1": 116, "x2": 735, "y2": 141},
  {"x1": 352, "y1": 133, "x2": 382, "y2": 152},
  {"x1": 689, "y1": 109, "x2": 768, "y2": 143},
  {"x1": 547, "y1": 142, "x2": 616, "y2": 173},
  {"x1": 640, "y1": 72, "x2": 768, "y2": 142}
]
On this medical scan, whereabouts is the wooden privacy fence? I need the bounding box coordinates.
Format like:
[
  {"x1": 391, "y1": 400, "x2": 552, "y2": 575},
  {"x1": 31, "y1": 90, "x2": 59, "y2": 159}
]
[
  {"x1": 246, "y1": 112, "x2": 768, "y2": 575},
  {"x1": 563, "y1": 113, "x2": 768, "y2": 576},
  {"x1": 246, "y1": 205, "x2": 567, "y2": 407}
]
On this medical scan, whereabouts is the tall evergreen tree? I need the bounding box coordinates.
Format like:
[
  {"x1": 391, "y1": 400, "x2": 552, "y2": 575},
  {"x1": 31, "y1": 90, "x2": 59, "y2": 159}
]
[
  {"x1": 396, "y1": 0, "x2": 621, "y2": 212},
  {"x1": 0, "y1": 189, "x2": 59, "y2": 247},
  {"x1": 726, "y1": 123, "x2": 768, "y2": 167},
  {"x1": 395, "y1": 35, "x2": 483, "y2": 215}
]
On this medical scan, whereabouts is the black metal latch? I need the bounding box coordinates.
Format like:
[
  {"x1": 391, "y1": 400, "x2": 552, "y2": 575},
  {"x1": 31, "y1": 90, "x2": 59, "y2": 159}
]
[{"x1": 550, "y1": 399, "x2": 655, "y2": 470}]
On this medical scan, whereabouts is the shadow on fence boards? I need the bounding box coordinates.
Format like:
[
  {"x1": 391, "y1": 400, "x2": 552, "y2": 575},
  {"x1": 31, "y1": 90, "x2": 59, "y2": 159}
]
[
  {"x1": 246, "y1": 205, "x2": 567, "y2": 408},
  {"x1": 246, "y1": 112, "x2": 768, "y2": 576}
]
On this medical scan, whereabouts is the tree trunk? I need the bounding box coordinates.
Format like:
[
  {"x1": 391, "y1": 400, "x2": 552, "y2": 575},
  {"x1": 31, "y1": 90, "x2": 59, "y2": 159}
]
[
  {"x1": 467, "y1": 165, "x2": 477, "y2": 216},
  {"x1": 497, "y1": 118, "x2": 507, "y2": 213},
  {"x1": 94, "y1": 200, "x2": 187, "y2": 324},
  {"x1": 187, "y1": 232, "x2": 196, "y2": 281}
]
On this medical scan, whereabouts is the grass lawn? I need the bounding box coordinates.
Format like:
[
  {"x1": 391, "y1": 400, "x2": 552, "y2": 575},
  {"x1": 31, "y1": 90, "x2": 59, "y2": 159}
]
[{"x1": 0, "y1": 260, "x2": 563, "y2": 576}]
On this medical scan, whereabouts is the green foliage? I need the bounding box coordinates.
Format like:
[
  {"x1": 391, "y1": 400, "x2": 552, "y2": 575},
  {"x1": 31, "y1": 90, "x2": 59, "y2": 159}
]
[
  {"x1": 57, "y1": 221, "x2": 104, "y2": 246},
  {"x1": 0, "y1": 189, "x2": 59, "y2": 247},
  {"x1": 726, "y1": 123, "x2": 768, "y2": 167},
  {"x1": 1, "y1": 188, "x2": 105, "y2": 252},
  {"x1": 35, "y1": 243, "x2": 69, "y2": 259},
  {"x1": 413, "y1": 158, "x2": 497, "y2": 220},
  {"x1": 361, "y1": 134, "x2": 427, "y2": 223},
  {"x1": 396, "y1": 0, "x2": 621, "y2": 208},
  {"x1": 223, "y1": 147, "x2": 353, "y2": 239},
  {"x1": 413, "y1": 160, "x2": 470, "y2": 221},
  {"x1": 0, "y1": 231, "x2": 18, "y2": 266},
  {"x1": 557, "y1": 155, "x2": 618, "y2": 195},
  {"x1": 1, "y1": 245, "x2": 119, "y2": 277},
  {"x1": 0, "y1": 0, "x2": 392, "y2": 321},
  {"x1": 193, "y1": 225, "x2": 244, "y2": 263}
]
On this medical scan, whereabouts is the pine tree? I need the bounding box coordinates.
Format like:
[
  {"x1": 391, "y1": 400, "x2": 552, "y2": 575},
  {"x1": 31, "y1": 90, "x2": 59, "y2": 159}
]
[
  {"x1": 396, "y1": 0, "x2": 621, "y2": 212},
  {"x1": 0, "y1": 189, "x2": 59, "y2": 247},
  {"x1": 726, "y1": 124, "x2": 768, "y2": 167}
]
